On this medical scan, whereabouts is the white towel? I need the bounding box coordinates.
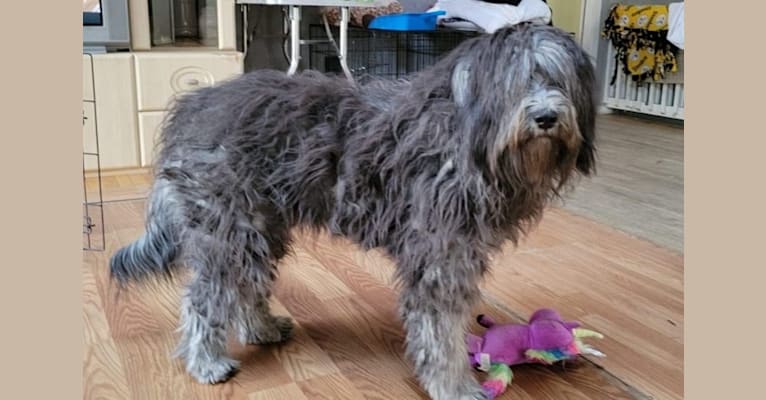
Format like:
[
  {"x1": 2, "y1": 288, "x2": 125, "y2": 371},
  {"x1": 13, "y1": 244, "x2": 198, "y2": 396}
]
[
  {"x1": 427, "y1": 0, "x2": 551, "y2": 34},
  {"x1": 667, "y1": 2, "x2": 684, "y2": 50}
]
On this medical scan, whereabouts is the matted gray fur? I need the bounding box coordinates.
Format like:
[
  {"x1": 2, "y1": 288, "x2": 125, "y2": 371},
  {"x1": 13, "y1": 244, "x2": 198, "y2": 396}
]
[{"x1": 110, "y1": 23, "x2": 597, "y2": 399}]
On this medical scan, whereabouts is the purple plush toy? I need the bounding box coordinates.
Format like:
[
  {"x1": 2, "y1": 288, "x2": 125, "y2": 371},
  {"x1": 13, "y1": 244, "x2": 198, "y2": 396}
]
[{"x1": 466, "y1": 309, "x2": 605, "y2": 399}]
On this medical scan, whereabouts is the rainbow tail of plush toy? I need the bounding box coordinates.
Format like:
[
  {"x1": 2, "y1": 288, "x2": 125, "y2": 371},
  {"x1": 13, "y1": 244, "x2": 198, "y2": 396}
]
[
  {"x1": 481, "y1": 363, "x2": 513, "y2": 400},
  {"x1": 525, "y1": 327, "x2": 606, "y2": 364}
]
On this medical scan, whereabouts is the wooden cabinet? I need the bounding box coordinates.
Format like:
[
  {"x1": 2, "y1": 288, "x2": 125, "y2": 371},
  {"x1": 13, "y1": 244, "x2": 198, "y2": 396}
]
[
  {"x1": 82, "y1": 52, "x2": 242, "y2": 171},
  {"x1": 138, "y1": 111, "x2": 167, "y2": 167},
  {"x1": 82, "y1": 58, "x2": 94, "y2": 102},
  {"x1": 83, "y1": 2, "x2": 243, "y2": 172},
  {"x1": 134, "y1": 51, "x2": 243, "y2": 168},
  {"x1": 83, "y1": 55, "x2": 97, "y2": 169},
  {"x1": 82, "y1": 102, "x2": 98, "y2": 157},
  {"x1": 134, "y1": 52, "x2": 244, "y2": 111},
  {"x1": 82, "y1": 53, "x2": 140, "y2": 171}
]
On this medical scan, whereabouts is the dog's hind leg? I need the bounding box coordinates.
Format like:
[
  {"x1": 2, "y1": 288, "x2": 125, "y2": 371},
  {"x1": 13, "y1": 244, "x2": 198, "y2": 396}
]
[
  {"x1": 398, "y1": 245, "x2": 488, "y2": 400},
  {"x1": 174, "y1": 207, "x2": 294, "y2": 383},
  {"x1": 232, "y1": 224, "x2": 294, "y2": 345},
  {"x1": 234, "y1": 278, "x2": 294, "y2": 345},
  {"x1": 175, "y1": 243, "x2": 241, "y2": 384}
]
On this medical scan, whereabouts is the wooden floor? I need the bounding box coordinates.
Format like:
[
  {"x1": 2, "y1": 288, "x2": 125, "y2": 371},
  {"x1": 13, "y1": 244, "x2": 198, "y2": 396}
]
[
  {"x1": 83, "y1": 114, "x2": 683, "y2": 400},
  {"x1": 559, "y1": 113, "x2": 684, "y2": 253}
]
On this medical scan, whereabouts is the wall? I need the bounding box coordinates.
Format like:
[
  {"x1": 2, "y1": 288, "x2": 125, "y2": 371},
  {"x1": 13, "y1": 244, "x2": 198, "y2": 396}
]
[
  {"x1": 548, "y1": 0, "x2": 585, "y2": 40},
  {"x1": 581, "y1": 0, "x2": 604, "y2": 59}
]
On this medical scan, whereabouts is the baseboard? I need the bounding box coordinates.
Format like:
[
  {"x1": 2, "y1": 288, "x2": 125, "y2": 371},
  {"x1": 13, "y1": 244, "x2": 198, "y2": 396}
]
[
  {"x1": 597, "y1": 105, "x2": 613, "y2": 115},
  {"x1": 84, "y1": 166, "x2": 152, "y2": 179}
]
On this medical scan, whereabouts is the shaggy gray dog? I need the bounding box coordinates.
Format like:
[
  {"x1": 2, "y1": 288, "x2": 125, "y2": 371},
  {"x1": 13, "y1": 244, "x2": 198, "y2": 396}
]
[{"x1": 110, "y1": 23, "x2": 597, "y2": 399}]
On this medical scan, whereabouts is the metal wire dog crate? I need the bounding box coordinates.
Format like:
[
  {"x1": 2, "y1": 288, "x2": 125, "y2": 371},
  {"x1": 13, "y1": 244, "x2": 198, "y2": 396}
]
[
  {"x1": 308, "y1": 25, "x2": 480, "y2": 79},
  {"x1": 83, "y1": 53, "x2": 106, "y2": 251}
]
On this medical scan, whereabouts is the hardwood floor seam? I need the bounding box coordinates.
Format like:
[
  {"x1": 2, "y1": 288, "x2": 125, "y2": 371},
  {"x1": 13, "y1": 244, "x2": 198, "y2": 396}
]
[{"x1": 479, "y1": 292, "x2": 653, "y2": 400}]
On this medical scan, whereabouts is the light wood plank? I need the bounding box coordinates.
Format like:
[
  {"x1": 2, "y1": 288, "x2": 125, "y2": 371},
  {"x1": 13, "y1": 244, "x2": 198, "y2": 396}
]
[
  {"x1": 248, "y1": 383, "x2": 308, "y2": 400},
  {"x1": 271, "y1": 319, "x2": 341, "y2": 382},
  {"x1": 559, "y1": 113, "x2": 683, "y2": 252},
  {"x1": 83, "y1": 341, "x2": 132, "y2": 400},
  {"x1": 297, "y1": 373, "x2": 366, "y2": 400}
]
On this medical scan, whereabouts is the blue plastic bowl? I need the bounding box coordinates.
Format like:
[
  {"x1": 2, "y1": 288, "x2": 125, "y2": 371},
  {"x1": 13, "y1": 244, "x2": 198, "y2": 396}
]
[{"x1": 368, "y1": 11, "x2": 446, "y2": 32}]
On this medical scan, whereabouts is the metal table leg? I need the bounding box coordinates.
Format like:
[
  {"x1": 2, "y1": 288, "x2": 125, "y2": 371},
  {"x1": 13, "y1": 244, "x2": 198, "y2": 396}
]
[
  {"x1": 287, "y1": 5, "x2": 301, "y2": 75},
  {"x1": 338, "y1": 7, "x2": 353, "y2": 81}
]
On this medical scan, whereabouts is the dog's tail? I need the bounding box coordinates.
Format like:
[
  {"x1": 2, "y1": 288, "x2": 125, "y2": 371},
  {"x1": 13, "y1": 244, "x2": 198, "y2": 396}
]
[
  {"x1": 109, "y1": 220, "x2": 179, "y2": 286},
  {"x1": 109, "y1": 182, "x2": 181, "y2": 286}
]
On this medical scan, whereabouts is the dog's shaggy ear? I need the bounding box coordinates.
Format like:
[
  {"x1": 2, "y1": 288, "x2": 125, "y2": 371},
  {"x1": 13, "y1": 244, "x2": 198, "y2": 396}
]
[
  {"x1": 573, "y1": 53, "x2": 598, "y2": 176},
  {"x1": 451, "y1": 59, "x2": 473, "y2": 107},
  {"x1": 576, "y1": 117, "x2": 596, "y2": 175}
]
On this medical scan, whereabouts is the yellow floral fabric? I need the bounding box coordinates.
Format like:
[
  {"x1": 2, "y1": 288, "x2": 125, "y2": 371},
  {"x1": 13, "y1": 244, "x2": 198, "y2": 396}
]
[
  {"x1": 602, "y1": 5, "x2": 679, "y2": 84},
  {"x1": 613, "y1": 5, "x2": 670, "y2": 31}
]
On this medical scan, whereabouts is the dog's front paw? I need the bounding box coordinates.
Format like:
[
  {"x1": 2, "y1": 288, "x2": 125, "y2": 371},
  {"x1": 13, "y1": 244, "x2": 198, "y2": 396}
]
[
  {"x1": 459, "y1": 381, "x2": 490, "y2": 400},
  {"x1": 426, "y1": 377, "x2": 489, "y2": 400},
  {"x1": 468, "y1": 390, "x2": 490, "y2": 400},
  {"x1": 187, "y1": 357, "x2": 240, "y2": 384},
  {"x1": 243, "y1": 315, "x2": 294, "y2": 345}
]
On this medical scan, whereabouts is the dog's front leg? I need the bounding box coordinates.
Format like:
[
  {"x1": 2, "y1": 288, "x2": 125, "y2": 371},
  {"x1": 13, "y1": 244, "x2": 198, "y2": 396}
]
[{"x1": 398, "y1": 254, "x2": 487, "y2": 400}]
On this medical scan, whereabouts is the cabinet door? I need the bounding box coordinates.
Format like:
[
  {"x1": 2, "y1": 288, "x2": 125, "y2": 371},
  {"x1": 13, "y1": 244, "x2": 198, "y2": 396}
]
[
  {"x1": 91, "y1": 53, "x2": 141, "y2": 170},
  {"x1": 134, "y1": 52, "x2": 243, "y2": 112},
  {"x1": 83, "y1": 55, "x2": 94, "y2": 101},
  {"x1": 83, "y1": 102, "x2": 98, "y2": 170},
  {"x1": 138, "y1": 111, "x2": 167, "y2": 167}
]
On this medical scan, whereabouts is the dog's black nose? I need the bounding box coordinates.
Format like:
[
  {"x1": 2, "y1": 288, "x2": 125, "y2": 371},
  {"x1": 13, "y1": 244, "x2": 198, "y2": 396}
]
[{"x1": 534, "y1": 113, "x2": 558, "y2": 130}]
